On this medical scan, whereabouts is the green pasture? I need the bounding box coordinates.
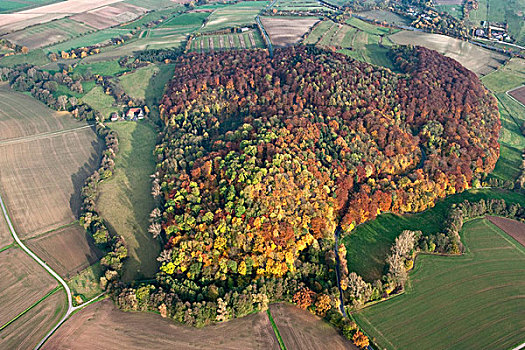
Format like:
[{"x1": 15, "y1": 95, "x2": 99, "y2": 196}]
[
  {"x1": 343, "y1": 189, "x2": 525, "y2": 281},
  {"x1": 97, "y1": 122, "x2": 160, "y2": 282},
  {"x1": 355, "y1": 218, "x2": 525, "y2": 350}
]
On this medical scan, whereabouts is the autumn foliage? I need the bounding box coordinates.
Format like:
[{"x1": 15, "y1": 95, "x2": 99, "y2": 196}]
[{"x1": 150, "y1": 46, "x2": 500, "y2": 321}]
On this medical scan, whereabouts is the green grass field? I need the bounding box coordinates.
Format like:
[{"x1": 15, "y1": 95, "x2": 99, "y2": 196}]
[
  {"x1": 200, "y1": 1, "x2": 268, "y2": 33},
  {"x1": 434, "y1": 4, "x2": 463, "y2": 19},
  {"x1": 271, "y1": 0, "x2": 328, "y2": 12},
  {"x1": 82, "y1": 85, "x2": 121, "y2": 119},
  {"x1": 0, "y1": 0, "x2": 62, "y2": 13},
  {"x1": 355, "y1": 218, "x2": 525, "y2": 350},
  {"x1": 97, "y1": 122, "x2": 160, "y2": 282},
  {"x1": 481, "y1": 58, "x2": 525, "y2": 183},
  {"x1": 121, "y1": 7, "x2": 184, "y2": 29},
  {"x1": 119, "y1": 65, "x2": 159, "y2": 100},
  {"x1": 305, "y1": 19, "x2": 398, "y2": 71},
  {"x1": 358, "y1": 10, "x2": 411, "y2": 26},
  {"x1": 343, "y1": 188, "x2": 525, "y2": 281},
  {"x1": 0, "y1": 49, "x2": 49, "y2": 67},
  {"x1": 68, "y1": 262, "x2": 103, "y2": 304},
  {"x1": 47, "y1": 28, "x2": 133, "y2": 53},
  {"x1": 74, "y1": 61, "x2": 129, "y2": 77}
]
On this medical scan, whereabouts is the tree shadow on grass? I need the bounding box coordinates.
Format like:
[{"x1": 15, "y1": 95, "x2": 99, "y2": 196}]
[
  {"x1": 69, "y1": 133, "x2": 104, "y2": 217},
  {"x1": 108, "y1": 122, "x2": 160, "y2": 283}
]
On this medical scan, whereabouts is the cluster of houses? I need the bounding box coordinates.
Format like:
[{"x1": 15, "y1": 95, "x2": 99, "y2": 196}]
[
  {"x1": 110, "y1": 107, "x2": 145, "y2": 122},
  {"x1": 473, "y1": 22, "x2": 512, "y2": 42}
]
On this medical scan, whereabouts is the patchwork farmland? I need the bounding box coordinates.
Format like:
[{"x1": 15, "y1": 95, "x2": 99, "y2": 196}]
[
  {"x1": 189, "y1": 29, "x2": 265, "y2": 52},
  {"x1": 200, "y1": 1, "x2": 268, "y2": 33},
  {"x1": 3, "y1": 18, "x2": 94, "y2": 49},
  {"x1": 355, "y1": 218, "x2": 525, "y2": 350},
  {"x1": 0, "y1": 247, "x2": 57, "y2": 326}
]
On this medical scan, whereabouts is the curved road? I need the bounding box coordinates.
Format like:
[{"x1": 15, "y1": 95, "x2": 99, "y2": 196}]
[{"x1": 0, "y1": 192, "x2": 101, "y2": 349}]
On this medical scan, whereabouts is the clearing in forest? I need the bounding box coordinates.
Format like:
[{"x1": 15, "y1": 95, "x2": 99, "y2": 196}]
[
  {"x1": 96, "y1": 122, "x2": 159, "y2": 282},
  {"x1": 355, "y1": 218, "x2": 525, "y2": 350}
]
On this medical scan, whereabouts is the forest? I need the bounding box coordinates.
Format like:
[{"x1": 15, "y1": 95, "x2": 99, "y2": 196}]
[{"x1": 115, "y1": 45, "x2": 501, "y2": 329}]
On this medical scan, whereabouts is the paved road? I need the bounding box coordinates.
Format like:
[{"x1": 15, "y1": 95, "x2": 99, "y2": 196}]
[{"x1": 0, "y1": 192, "x2": 101, "y2": 349}]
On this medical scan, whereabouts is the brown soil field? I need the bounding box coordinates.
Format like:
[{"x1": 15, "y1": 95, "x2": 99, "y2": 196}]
[
  {"x1": 25, "y1": 224, "x2": 102, "y2": 279},
  {"x1": 0, "y1": 247, "x2": 58, "y2": 326},
  {"x1": 0, "y1": 289, "x2": 67, "y2": 349},
  {"x1": 0, "y1": 84, "x2": 85, "y2": 142},
  {"x1": 261, "y1": 17, "x2": 319, "y2": 47},
  {"x1": 508, "y1": 85, "x2": 525, "y2": 106},
  {"x1": 487, "y1": 216, "x2": 525, "y2": 247},
  {"x1": 71, "y1": 12, "x2": 119, "y2": 29},
  {"x1": 0, "y1": 210, "x2": 12, "y2": 248},
  {"x1": 0, "y1": 127, "x2": 102, "y2": 238},
  {"x1": 3, "y1": 19, "x2": 94, "y2": 49},
  {"x1": 269, "y1": 303, "x2": 357, "y2": 350},
  {"x1": 45, "y1": 299, "x2": 280, "y2": 349},
  {"x1": 73, "y1": 3, "x2": 146, "y2": 29},
  {"x1": 389, "y1": 31, "x2": 507, "y2": 76},
  {"x1": 0, "y1": 0, "x2": 123, "y2": 33}
]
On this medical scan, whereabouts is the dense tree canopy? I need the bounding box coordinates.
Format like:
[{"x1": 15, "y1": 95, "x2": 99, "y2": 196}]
[
  {"x1": 117, "y1": 45, "x2": 500, "y2": 326},
  {"x1": 155, "y1": 45, "x2": 499, "y2": 282}
]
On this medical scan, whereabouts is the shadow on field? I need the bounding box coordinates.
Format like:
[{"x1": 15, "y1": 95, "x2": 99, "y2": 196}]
[
  {"x1": 69, "y1": 135, "x2": 104, "y2": 217},
  {"x1": 145, "y1": 64, "x2": 176, "y2": 126}
]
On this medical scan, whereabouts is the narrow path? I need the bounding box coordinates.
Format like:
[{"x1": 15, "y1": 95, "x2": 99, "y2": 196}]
[
  {"x1": 0, "y1": 124, "x2": 93, "y2": 146},
  {"x1": 0, "y1": 192, "x2": 102, "y2": 349}
]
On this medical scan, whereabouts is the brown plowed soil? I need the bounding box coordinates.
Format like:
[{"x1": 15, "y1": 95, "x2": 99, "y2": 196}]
[{"x1": 487, "y1": 216, "x2": 525, "y2": 247}]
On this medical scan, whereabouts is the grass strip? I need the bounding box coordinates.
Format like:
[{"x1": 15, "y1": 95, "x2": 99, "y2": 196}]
[
  {"x1": 0, "y1": 243, "x2": 13, "y2": 252},
  {"x1": 0, "y1": 286, "x2": 63, "y2": 332},
  {"x1": 267, "y1": 308, "x2": 287, "y2": 350}
]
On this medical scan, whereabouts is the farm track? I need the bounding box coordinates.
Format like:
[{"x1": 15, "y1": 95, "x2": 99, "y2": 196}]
[
  {"x1": 0, "y1": 125, "x2": 92, "y2": 146},
  {"x1": 0, "y1": 192, "x2": 103, "y2": 349}
]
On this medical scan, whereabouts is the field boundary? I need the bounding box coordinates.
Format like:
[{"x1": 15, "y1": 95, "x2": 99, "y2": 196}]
[
  {"x1": 506, "y1": 84, "x2": 525, "y2": 109},
  {"x1": 0, "y1": 286, "x2": 62, "y2": 332},
  {"x1": 267, "y1": 308, "x2": 287, "y2": 350},
  {"x1": 0, "y1": 124, "x2": 93, "y2": 146}
]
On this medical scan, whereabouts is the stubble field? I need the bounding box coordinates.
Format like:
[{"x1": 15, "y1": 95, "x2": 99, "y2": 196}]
[
  {"x1": 269, "y1": 303, "x2": 357, "y2": 349},
  {"x1": 0, "y1": 247, "x2": 57, "y2": 327},
  {"x1": 0, "y1": 288, "x2": 67, "y2": 349},
  {"x1": 389, "y1": 30, "x2": 507, "y2": 76},
  {"x1": 0, "y1": 84, "x2": 83, "y2": 142},
  {"x1": 355, "y1": 218, "x2": 525, "y2": 350},
  {"x1": 25, "y1": 224, "x2": 102, "y2": 279},
  {"x1": 0, "y1": 128, "x2": 102, "y2": 237},
  {"x1": 0, "y1": 209, "x2": 11, "y2": 248},
  {"x1": 261, "y1": 16, "x2": 319, "y2": 47},
  {"x1": 44, "y1": 299, "x2": 280, "y2": 349}
]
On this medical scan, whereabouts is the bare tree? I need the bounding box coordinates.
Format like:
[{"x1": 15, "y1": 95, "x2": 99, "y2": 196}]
[{"x1": 149, "y1": 222, "x2": 161, "y2": 239}]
